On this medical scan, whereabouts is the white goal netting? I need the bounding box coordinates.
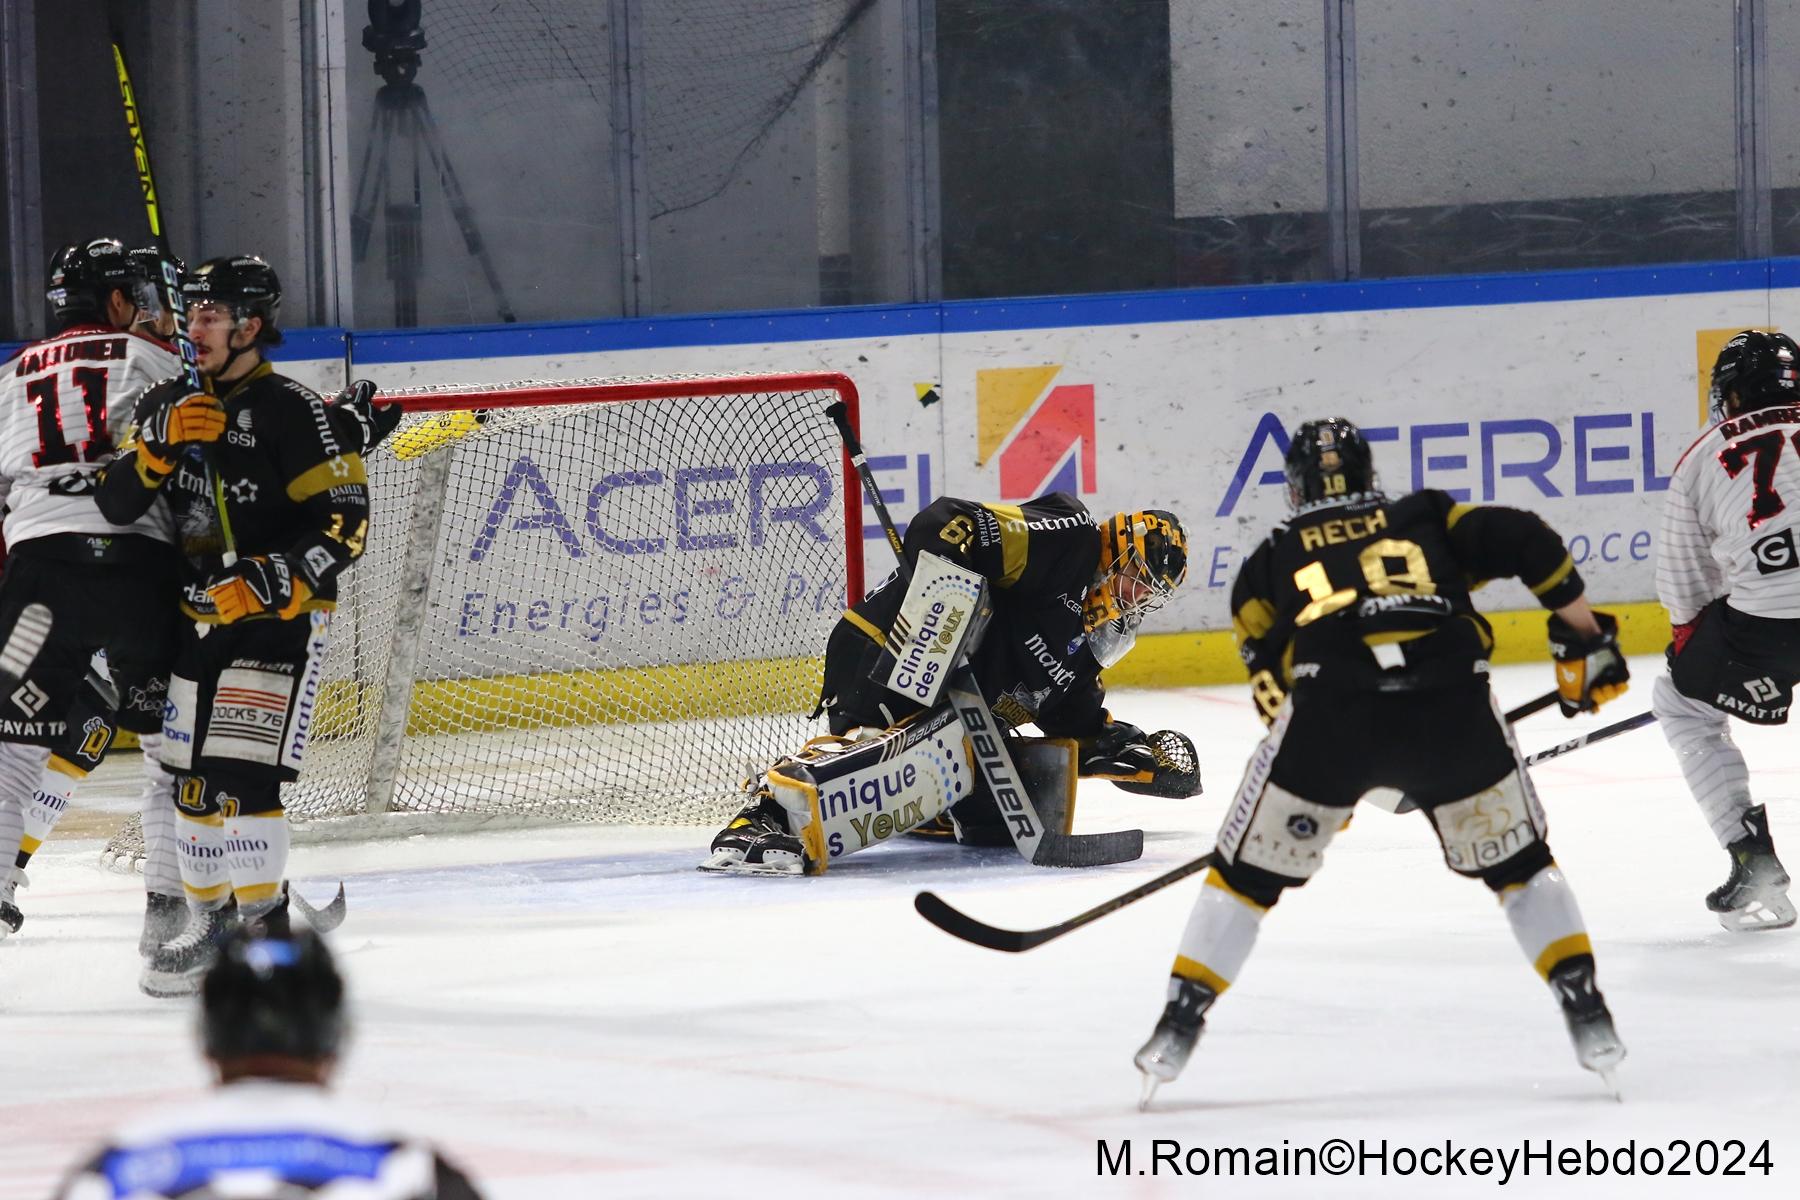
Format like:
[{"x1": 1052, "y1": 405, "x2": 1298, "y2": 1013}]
[{"x1": 104, "y1": 372, "x2": 861, "y2": 859}]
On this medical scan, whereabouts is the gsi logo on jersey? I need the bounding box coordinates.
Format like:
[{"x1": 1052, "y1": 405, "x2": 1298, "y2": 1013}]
[
  {"x1": 468, "y1": 454, "x2": 835, "y2": 561},
  {"x1": 976, "y1": 366, "x2": 1097, "y2": 500}
]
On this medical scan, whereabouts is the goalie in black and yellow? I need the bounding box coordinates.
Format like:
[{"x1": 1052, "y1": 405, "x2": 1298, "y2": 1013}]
[
  {"x1": 1134, "y1": 417, "x2": 1632, "y2": 1107},
  {"x1": 699, "y1": 494, "x2": 1201, "y2": 876}
]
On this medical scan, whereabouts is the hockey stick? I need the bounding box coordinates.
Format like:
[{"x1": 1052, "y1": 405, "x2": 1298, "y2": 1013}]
[
  {"x1": 110, "y1": 31, "x2": 236, "y2": 565},
  {"x1": 915, "y1": 688, "x2": 1574, "y2": 949},
  {"x1": 1506, "y1": 690, "x2": 1559, "y2": 723},
  {"x1": 824, "y1": 402, "x2": 1142, "y2": 868},
  {"x1": 291, "y1": 883, "x2": 348, "y2": 933},
  {"x1": 1524, "y1": 709, "x2": 1655, "y2": 766},
  {"x1": 915, "y1": 851, "x2": 1218, "y2": 952}
]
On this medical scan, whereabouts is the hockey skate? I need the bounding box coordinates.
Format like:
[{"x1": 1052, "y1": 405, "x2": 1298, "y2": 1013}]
[
  {"x1": 1547, "y1": 958, "x2": 1626, "y2": 1098},
  {"x1": 1133, "y1": 977, "x2": 1218, "y2": 1110},
  {"x1": 1706, "y1": 806, "x2": 1796, "y2": 932},
  {"x1": 140, "y1": 902, "x2": 236, "y2": 998},
  {"x1": 0, "y1": 866, "x2": 24, "y2": 940},
  {"x1": 138, "y1": 892, "x2": 188, "y2": 958},
  {"x1": 698, "y1": 788, "x2": 808, "y2": 876}
]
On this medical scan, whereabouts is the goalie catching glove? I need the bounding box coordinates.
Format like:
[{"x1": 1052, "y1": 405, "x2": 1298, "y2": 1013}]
[
  {"x1": 1079, "y1": 718, "x2": 1203, "y2": 799},
  {"x1": 134, "y1": 377, "x2": 226, "y2": 481},
  {"x1": 1548, "y1": 610, "x2": 1630, "y2": 717},
  {"x1": 206, "y1": 554, "x2": 308, "y2": 623}
]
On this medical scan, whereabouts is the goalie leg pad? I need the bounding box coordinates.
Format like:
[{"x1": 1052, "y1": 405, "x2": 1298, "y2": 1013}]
[
  {"x1": 948, "y1": 736, "x2": 1079, "y2": 846},
  {"x1": 769, "y1": 705, "x2": 975, "y2": 873}
]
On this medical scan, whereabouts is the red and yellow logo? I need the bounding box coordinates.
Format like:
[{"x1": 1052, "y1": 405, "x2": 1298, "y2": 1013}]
[{"x1": 976, "y1": 366, "x2": 1096, "y2": 500}]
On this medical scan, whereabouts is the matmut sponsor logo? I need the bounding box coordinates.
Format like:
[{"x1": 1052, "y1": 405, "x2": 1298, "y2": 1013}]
[
  {"x1": 976, "y1": 366, "x2": 1097, "y2": 500},
  {"x1": 469, "y1": 455, "x2": 836, "y2": 562}
]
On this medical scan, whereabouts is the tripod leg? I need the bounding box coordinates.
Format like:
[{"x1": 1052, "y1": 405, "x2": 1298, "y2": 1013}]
[
  {"x1": 349, "y1": 103, "x2": 391, "y2": 263},
  {"x1": 413, "y1": 97, "x2": 518, "y2": 322},
  {"x1": 381, "y1": 99, "x2": 426, "y2": 327}
]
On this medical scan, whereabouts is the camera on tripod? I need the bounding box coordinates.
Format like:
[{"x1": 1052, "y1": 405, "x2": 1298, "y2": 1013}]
[
  {"x1": 352, "y1": 0, "x2": 515, "y2": 325},
  {"x1": 363, "y1": 0, "x2": 426, "y2": 86}
]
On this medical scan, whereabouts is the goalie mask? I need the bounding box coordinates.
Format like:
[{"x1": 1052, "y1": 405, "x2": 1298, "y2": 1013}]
[
  {"x1": 1285, "y1": 417, "x2": 1376, "y2": 510},
  {"x1": 1088, "y1": 510, "x2": 1189, "y2": 666},
  {"x1": 1709, "y1": 330, "x2": 1800, "y2": 422}
]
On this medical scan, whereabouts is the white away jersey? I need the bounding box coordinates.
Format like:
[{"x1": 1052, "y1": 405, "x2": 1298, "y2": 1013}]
[
  {"x1": 1658, "y1": 403, "x2": 1800, "y2": 623},
  {"x1": 0, "y1": 323, "x2": 177, "y2": 547},
  {"x1": 52, "y1": 1079, "x2": 484, "y2": 1200}
]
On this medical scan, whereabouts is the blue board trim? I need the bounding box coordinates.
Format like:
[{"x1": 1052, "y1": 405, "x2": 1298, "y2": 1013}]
[{"x1": 3, "y1": 258, "x2": 1795, "y2": 366}]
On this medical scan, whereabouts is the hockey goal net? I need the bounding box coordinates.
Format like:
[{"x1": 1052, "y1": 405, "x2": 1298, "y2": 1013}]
[{"x1": 105, "y1": 371, "x2": 863, "y2": 859}]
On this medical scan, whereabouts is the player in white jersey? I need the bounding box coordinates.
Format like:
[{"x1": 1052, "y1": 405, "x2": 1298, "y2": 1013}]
[
  {"x1": 52, "y1": 925, "x2": 487, "y2": 1200},
  {"x1": 1655, "y1": 329, "x2": 1800, "y2": 930},
  {"x1": 0, "y1": 237, "x2": 199, "y2": 940}
]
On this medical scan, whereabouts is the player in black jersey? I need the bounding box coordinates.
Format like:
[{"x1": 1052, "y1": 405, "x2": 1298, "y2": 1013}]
[
  {"x1": 96, "y1": 255, "x2": 372, "y2": 996},
  {"x1": 53, "y1": 926, "x2": 487, "y2": 1200},
  {"x1": 701, "y1": 492, "x2": 1199, "y2": 875},
  {"x1": 1134, "y1": 417, "x2": 1633, "y2": 1104}
]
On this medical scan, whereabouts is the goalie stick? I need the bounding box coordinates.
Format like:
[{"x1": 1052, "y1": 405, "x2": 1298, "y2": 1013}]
[
  {"x1": 914, "y1": 688, "x2": 1603, "y2": 951},
  {"x1": 824, "y1": 402, "x2": 1142, "y2": 869}
]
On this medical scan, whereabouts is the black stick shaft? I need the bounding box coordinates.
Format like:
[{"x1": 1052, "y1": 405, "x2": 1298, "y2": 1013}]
[
  {"x1": 826, "y1": 401, "x2": 907, "y2": 574},
  {"x1": 1525, "y1": 709, "x2": 1656, "y2": 766},
  {"x1": 1505, "y1": 690, "x2": 1559, "y2": 723}
]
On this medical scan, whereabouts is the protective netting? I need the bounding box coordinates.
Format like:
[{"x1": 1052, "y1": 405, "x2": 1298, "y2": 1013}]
[
  {"x1": 411, "y1": 0, "x2": 875, "y2": 220},
  {"x1": 103, "y1": 373, "x2": 856, "y2": 863}
]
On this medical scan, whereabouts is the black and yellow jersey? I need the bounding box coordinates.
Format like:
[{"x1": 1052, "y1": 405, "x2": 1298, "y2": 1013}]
[
  {"x1": 96, "y1": 362, "x2": 370, "y2": 622},
  {"x1": 838, "y1": 492, "x2": 1108, "y2": 735},
  {"x1": 1230, "y1": 489, "x2": 1584, "y2": 698}
]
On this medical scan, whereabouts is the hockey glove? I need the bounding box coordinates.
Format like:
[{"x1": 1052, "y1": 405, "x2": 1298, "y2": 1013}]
[
  {"x1": 136, "y1": 378, "x2": 225, "y2": 480},
  {"x1": 1078, "y1": 717, "x2": 1154, "y2": 781},
  {"x1": 1548, "y1": 610, "x2": 1630, "y2": 717},
  {"x1": 205, "y1": 555, "x2": 309, "y2": 623},
  {"x1": 329, "y1": 379, "x2": 402, "y2": 453}
]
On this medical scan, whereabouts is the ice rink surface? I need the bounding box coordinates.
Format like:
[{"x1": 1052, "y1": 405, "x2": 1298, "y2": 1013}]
[{"x1": 4, "y1": 658, "x2": 1797, "y2": 1199}]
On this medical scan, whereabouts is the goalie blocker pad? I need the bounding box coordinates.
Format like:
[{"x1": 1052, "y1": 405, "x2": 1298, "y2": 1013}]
[
  {"x1": 871, "y1": 550, "x2": 990, "y2": 710},
  {"x1": 763, "y1": 706, "x2": 1081, "y2": 874}
]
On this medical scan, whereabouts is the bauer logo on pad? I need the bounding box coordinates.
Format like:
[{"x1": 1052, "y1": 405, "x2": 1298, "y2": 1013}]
[{"x1": 874, "y1": 550, "x2": 988, "y2": 708}]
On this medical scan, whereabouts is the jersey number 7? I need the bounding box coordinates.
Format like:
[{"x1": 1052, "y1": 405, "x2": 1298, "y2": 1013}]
[{"x1": 25, "y1": 368, "x2": 114, "y2": 467}]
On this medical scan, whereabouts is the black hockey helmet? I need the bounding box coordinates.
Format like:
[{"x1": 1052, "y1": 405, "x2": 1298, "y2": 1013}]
[
  {"x1": 45, "y1": 237, "x2": 146, "y2": 329},
  {"x1": 202, "y1": 926, "x2": 346, "y2": 1063},
  {"x1": 183, "y1": 254, "x2": 284, "y2": 345},
  {"x1": 1709, "y1": 330, "x2": 1800, "y2": 421},
  {"x1": 1285, "y1": 417, "x2": 1377, "y2": 509}
]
